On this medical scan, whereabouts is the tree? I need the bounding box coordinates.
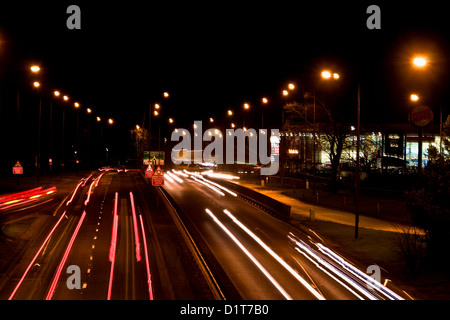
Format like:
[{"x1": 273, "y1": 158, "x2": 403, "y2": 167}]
[
  {"x1": 283, "y1": 95, "x2": 352, "y2": 192},
  {"x1": 406, "y1": 115, "x2": 450, "y2": 261}
]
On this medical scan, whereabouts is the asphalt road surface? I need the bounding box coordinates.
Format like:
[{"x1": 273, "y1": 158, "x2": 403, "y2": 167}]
[{"x1": 1, "y1": 169, "x2": 408, "y2": 300}]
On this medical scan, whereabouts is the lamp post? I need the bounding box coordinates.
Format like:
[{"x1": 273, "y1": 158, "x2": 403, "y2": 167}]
[{"x1": 33, "y1": 81, "x2": 42, "y2": 182}]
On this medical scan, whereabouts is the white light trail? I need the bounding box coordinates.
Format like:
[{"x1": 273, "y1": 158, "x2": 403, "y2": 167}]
[
  {"x1": 223, "y1": 209, "x2": 325, "y2": 300},
  {"x1": 316, "y1": 243, "x2": 404, "y2": 300},
  {"x1": 198, "y1": 176, "x2": 237, "y2": 197},
  {"x1": 205, "y1": 208, "x2": 292, "y2": 300},
  {"x1": 166, "y1": 171, "x2": 183, "y2": 183},
  {"x1": 192, "y1": 176, "x2": 225, "y2": 196}
]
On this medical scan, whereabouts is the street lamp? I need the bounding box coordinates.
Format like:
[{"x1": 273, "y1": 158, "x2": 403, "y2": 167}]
[
  {"x1": 261, "y1": 97, "x2": 269, "y2": 128},
  {"x1": 33, "y1": 81, "x2": 40, "y2": 88},
  {"x1": 108, "y1": 118, "x2": 114, "y2": 125},
  {"x1": 410, "y1": 93, "x2": 420, "y2": 102},
  {"x1": 30, "y1": 65, "x2": 40, "y2": 73},
  {"x1": 412, "y1": 56, "x2": 427, "y2": 68}
]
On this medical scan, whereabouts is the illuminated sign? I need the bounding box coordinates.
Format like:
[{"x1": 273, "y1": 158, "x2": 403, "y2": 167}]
[{"x1": 288, "y1": 149, "x2": 299, "y2": 154}]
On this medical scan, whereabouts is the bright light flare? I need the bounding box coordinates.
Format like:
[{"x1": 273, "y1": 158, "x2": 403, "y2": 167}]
[
  {"x1": 410, "y1": 93, "x2": 419, "y2": 102},
  {"x1": 321, "y1": 70, "x2": 332, "y2": 79},
  {"x1": 413, "y1": 56, "x2": 427, "y2": 68},
  {"x1": 30, "y1": 65, "x2": 40, "y2": 73}
]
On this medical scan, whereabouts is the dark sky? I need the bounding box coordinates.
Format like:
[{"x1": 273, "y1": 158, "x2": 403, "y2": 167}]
[{"x1": 1, "y1": 1, "x2": 449, "y2": 143}]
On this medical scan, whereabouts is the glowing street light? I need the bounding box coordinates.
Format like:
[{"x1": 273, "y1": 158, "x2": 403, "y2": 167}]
[
  {"x1": 108, "y1": 118, "x2": 114, "y2": 125},
  {"x1": 154, "y1": 103, "x2": 160, "y2": 109},
  {"x1": 136, "y1": 124, "x2": 140, "y2": 129},
  {"x1": 33, "y1": 81, "x2": 40, "y2": 88},
  {"x1": 169, "y1": 118, "x2": 174, "y2": 123},
  {"x1": 154, "y1": 110, "x2": 159, "y2": 116},
  {"x1": 244, "y1": 103, "x2": 250, "y2": 110},
  {"x1": 228, "y1": 110, "x2": 233, "y2": 116},
  {"x1": 96, "y1": 116, "x2": 101, "y2": 122},
  {"x1": 412, "y1": 56, "x2": 427, "y2": 68},
  {"x1": 282, "y1": 90, "x2": 289, "y2": 96},
  {"x1": 74, "y1": 102, "x2": 80, "y2": 108},
  {"x1": 30, "y1": 65, "x2": 40, "y2": 73},
  {"x1": 288, "y1": 83, "x2": 295, "y2": 90},
  {"x1": 321, "y1": 70, "x2": 332, "y2": 79},
  {"x1": 262, "y1": 97, "x2": 268, "y2": 104},
  {"x1": 410, "y1": 93, "x2": 420, "y2": 102},
  {"x1": 163, "y1": 92, "x2": 169, "y2": 98},
  {"x1": 63, "y1": 95, "x2": 69, "y2": 101},
  {"x1": 86, "y1": 108, "x2": 92, "y2": 113},
  {"x1": 54, "y1": 90, "x2": 60, "y2": 97}
]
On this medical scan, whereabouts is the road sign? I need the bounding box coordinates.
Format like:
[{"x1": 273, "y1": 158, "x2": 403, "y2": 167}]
[
  {"x1": 13, "y1": 161, "x2": 23, "y2": 175},
  {"x1": 150, "y1": 151, "x2": 165, "y2": 165},
  {"x1": 152, "y1": 165, "x2": 164, "y2": 186},
  {"x1": 143, "y1": 151, "x2": 150, "y2": 165},
  {"x1": 145, "y1": 164, "x2": 154, "y2": 178}
]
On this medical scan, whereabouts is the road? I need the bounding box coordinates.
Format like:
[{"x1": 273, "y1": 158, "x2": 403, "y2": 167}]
[
  {"x1": 1, "y1": 168, "x2": 407, "y2": 300},
  {"x1": 162, "y1": 169, "x2": 407, "y2": 300},
  {"x1": 1, "y1": 170, "x2": 213, "y2": 300}
]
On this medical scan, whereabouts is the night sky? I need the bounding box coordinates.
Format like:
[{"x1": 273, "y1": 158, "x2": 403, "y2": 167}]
[{"x1": 0, "y1": 1, "x2": 449, "y2": 170}]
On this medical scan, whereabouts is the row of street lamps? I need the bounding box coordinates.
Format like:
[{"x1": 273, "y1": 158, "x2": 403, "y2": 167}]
[{"x1": 29, "y1": 65, "x2": 115, "y2": 179}]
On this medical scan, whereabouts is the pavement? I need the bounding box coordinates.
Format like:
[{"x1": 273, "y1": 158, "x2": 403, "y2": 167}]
[{"x1": 234, "y1": 181, "x2": 423, "y2": 234}]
